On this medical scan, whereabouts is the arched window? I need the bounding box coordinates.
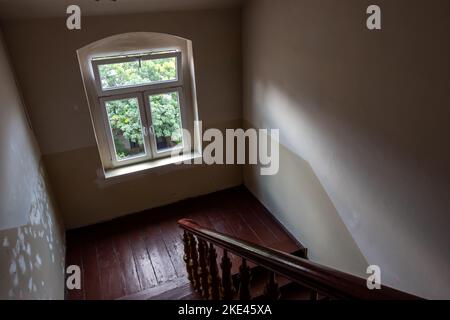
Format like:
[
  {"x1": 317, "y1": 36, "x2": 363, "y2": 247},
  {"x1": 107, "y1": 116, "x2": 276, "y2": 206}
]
[{"x1": 77, "y1": 32, "x2": 200, "y2": 177}]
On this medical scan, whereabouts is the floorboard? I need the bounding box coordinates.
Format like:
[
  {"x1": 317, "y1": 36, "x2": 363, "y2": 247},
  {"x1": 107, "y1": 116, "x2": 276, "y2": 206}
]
[
  {"x1": 65, "y1": 186, "x2": 304, "y2": 300},
  {"x1": 128, "y1": 228, "x2": 158, "y2": 290}
]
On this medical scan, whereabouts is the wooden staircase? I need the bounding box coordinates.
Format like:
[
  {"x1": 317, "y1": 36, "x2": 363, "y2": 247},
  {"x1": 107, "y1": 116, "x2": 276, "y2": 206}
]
[
  {"x1": 120, "y1": 249, "x2": 308, "y2": 300},
  {"x1": 176, "y1": 219, "x2": 422, "y2": 300},
  {"x1": 119, "y1": 218, "x2": 422, "y2": 301},
  {"x1": 66, "y1": 186, "x2": 310, "y2": 300},
  {"x1": 84, "y1": 184, "x2": 423, "y2": 301},
  {"x1": 122, "y1": 219, "x2": 420, "y2": 301},
  {"x1": 148, "y1": 268, "x2": 314, "y2": 300},
  {"x1": 120, "y1": 218, "x2": 422, "y2": 300}
]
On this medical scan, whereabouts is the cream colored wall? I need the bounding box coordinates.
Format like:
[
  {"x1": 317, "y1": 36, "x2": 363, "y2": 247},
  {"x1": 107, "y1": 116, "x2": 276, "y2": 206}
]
[
  {"x1": 244, "y1": 126, "x2": 369, "y2": 277},
  {"x1": 0, "y1": 30, "x2": 65, "y2": 299},
  {"x1": 2, "y1": 8, "x2": 243, "y2": 229},
  {"x1": 243, "y1": 0, "x2": 450, "y2": 299}
]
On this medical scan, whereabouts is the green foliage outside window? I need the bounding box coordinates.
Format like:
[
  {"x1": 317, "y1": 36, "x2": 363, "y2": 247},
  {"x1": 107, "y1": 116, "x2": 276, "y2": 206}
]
[
  {"x1": 99, "y1": 57, "x2": 177, "y2": 90},
  {"x1": 105, "y1": 98, "x2": 144, "y2": 159},
  {"x1": 150, "y1": 92, "x2": 182, "y2": 144},
  {"x1": 102, "y1": 57, "x2": 182, "y2": 159}
]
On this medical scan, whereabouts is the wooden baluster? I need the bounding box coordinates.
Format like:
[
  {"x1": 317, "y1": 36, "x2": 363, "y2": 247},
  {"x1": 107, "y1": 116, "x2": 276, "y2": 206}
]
[
  {"x1": 207, "y1": 243, "x2": 221, "y2": 300},
  {"x1": 188, "y1": 233, "x2": 201, "y2": 292},
  {"x1": 310, "y1": 290, "x2": 319, "y2": 301},
  {"x1": 182, "y1": 231, "x2": 193, "y2": 283},
  {"x1": 264, "y1": 271, "x2": 280, "y2": 300},
  {"x1": 238, "y1": 258, "x2": 251, "y2": 300},
  {"x1": 197, "y1": 239, "x2": 210, "y2": 299},
  {"x1": 220, "y1": 250, "x2": 234, "y2": 300}
]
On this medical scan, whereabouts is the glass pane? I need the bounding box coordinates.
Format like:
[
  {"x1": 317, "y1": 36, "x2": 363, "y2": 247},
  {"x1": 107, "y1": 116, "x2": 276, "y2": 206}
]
[
  {"x1": 105, "y1": 97, "x2": 146, "y2": 161},
  {"x1": 98, "y1": 56, "x2": 177, "y2": 90},
  {"x1": 148, "y1": 92, "x2": 184, "y2": 153}
]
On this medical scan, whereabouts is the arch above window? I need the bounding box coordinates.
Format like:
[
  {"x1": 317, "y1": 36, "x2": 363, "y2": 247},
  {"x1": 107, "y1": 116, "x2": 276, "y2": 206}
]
[{"x1": 77, "y1": 32, "x2": 201, "y2": 177}]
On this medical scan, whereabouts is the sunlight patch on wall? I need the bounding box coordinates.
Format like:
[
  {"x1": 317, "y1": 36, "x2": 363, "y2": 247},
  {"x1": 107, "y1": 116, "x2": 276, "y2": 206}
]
[{"x1": 0, "y1": 164, "x2": 65, "y2": 300}]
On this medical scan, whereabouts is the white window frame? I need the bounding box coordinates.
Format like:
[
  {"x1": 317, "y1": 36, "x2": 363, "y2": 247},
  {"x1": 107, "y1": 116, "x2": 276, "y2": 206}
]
[
  {"x1": 77, "y1": 33, "x2": 201, "y2": 177},
  {"x1": 92, "y1": 51, "x2": 183, "y2": 97},
  {"x1": 143, "y1": 86, "x2": 190, "y2": 160},
  {"x1": 91, "y1": 50, "x2": 190, "y2": 168},
  {"x1": 99, "y1": 93, "x2": 152, "y2": 168}
]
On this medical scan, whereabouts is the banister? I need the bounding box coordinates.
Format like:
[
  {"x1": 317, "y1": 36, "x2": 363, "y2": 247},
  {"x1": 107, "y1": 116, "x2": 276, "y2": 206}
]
[{"x1": 178, "y1": 218, "x2": 422, "y2": 300}]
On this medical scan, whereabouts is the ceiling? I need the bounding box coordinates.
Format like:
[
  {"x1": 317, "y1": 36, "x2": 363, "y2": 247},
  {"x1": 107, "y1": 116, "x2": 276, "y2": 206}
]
[{"x1": 0, "y1": 0, "x2": 244, "y2": 20}]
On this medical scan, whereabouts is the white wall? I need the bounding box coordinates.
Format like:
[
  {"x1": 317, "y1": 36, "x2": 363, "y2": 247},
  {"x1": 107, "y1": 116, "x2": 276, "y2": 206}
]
[
  {"x1": 243, "y1": 0, "x2": 450, "y2": 299},
  {"x1": 2, "y1": 9, "x2": 243, "y2": 229},
  {"x1": 0, "y1": 30, "x2": 65, "y2": 299}
]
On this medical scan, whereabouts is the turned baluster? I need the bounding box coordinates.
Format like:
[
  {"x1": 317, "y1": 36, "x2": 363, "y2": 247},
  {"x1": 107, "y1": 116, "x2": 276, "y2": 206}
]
[
  {"x1": 207, "y1": 243, "x2": 221, "y2": 300},
  {"x1": 220, "y1": 250, "x2": 235, "y2": 300},
  {"x1": 238, "y1": 258, "x2": 251, "y2": 300},
  {"x1": 264, "y1": 270, "x2": 280, "y2": 300},
  {"x1": 310, "y1": 290, "x2": 319, "y2": 300},
  {"x1": 197, "y1": 239, "x2": 210, "y2": 299},
  {"x1": 188, "y1": 233, "x2": 201, "y2": 291},
  {"x1": 182, "y1": 231, "x2": 193, "y2": 283}
]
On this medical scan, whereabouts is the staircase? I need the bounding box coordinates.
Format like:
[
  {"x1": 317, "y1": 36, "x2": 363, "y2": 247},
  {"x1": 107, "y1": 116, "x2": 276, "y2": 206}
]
[
  {"x1": 147, "y1": 266, "x2": 314, "y2": 301},
  {"x1": 174, "y1": 219, "x2": 422, "y2": 301},
  {"x1": 120, "y1": 218, "x2": 421, "y2": 300},
  {"x1": 143, "y1": 250, "x2": 310, "y2": 300},
  {"x1": 119, "y1": 247, "x2": 308, "y2": 300},
  {"x1": 67, "y1": 186, "x2": 312, "y2": 300}
]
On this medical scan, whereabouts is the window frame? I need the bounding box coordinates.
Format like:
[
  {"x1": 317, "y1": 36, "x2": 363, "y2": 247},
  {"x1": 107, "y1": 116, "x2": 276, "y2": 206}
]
[
  {"x1": 77, "y1": 32, "x2": 201, "y2": 177},
  {"x1": 92, "y1": 50, "x2": 189, "y2": 168},
  {"x1": 92, "y1": 51, "x2": 183, "y2": 97},
  {"x1": 99, "y1": 93, "x2": 152, "y2": 167},
  {"x1": 143, "y1": 86, "x2": 190, "y2": 160}
]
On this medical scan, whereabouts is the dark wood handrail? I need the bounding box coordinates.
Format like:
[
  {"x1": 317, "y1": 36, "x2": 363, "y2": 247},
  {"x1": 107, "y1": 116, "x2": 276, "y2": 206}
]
[{"x1": 178, "y1": 219, "x2": 422, "y2": 300}]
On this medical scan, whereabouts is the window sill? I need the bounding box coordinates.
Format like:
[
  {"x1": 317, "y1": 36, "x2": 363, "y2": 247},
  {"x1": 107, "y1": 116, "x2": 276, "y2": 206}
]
[{"x1": 103, "y1": 152, "x2": 202, "y2": 180}]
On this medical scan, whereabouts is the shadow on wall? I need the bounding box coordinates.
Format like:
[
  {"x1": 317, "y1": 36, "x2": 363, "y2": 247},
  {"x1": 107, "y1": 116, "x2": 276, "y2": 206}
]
[
  {"x1": 243, "y1": 0, "x2": 450, "y2": 298},
  {"x1": 243, "y1": 127, "x2": 369, "y2": 278}
]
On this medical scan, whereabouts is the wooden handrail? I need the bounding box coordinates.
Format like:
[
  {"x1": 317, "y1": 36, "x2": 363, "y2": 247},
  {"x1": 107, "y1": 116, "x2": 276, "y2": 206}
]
[{"x1": 178, "y1": 219, "x2": 422, "y2": 300}]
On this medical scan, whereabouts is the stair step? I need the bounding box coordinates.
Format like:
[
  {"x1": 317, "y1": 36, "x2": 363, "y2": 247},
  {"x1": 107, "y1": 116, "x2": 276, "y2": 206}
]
[
  {"x1": 278, "y1": 282, "x2": 313, "y2": 300},
  {"x1": 150, "y1": 282, "x2": 201, "y2": 300},
  {"x1": 118, "y1": 277, "x2": 194, "y2": 300},
  {"x1": 247, "y1": 265, "x2": 311, "y2": 300},
  {"x1": 230, "y1": 248, "x2": 307, "y2": 300},
  {"x1": 119, "y1": 249, "x2": 307, "y2": 300},
  {"x1": 246, "y1": 271, "x2": 292, "y2": 299}
]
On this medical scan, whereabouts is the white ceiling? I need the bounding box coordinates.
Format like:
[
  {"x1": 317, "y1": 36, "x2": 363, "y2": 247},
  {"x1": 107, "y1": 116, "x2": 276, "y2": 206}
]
[{"x1": 0, "y1": 0, "x2": 243, "y2": 20}]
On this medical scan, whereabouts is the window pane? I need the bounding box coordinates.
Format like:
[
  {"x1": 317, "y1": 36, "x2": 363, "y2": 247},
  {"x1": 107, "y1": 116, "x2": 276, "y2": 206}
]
[
  {"x1": 148, "y1": 92, "x2": 184, "y2": 153},
  {"x1": 105, "y1": 97, "x2": 146, "y2": 161},
  {"x1": 98, "y1": 56, "x2": 177, "y2": 90}
]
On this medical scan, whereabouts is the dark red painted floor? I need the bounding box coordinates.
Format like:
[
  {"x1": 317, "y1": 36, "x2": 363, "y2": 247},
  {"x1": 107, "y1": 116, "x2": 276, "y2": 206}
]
[{"x1": 65, "y1": 186, "x2": 302, "y2": 300}]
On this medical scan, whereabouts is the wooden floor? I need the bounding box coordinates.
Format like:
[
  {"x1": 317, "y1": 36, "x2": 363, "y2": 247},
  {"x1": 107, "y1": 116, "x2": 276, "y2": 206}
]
[{"x1": 65, "y1": 186, "x2": 303, "y2": 300}]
